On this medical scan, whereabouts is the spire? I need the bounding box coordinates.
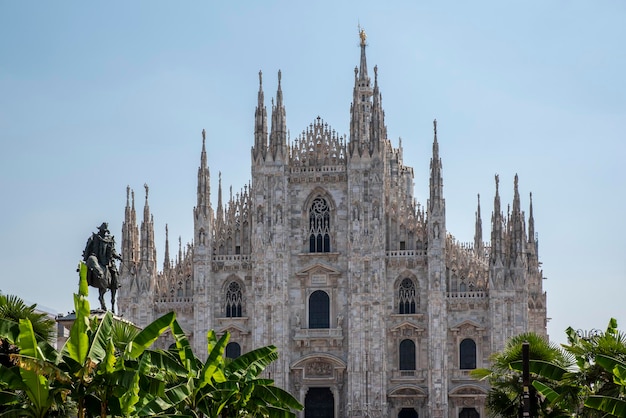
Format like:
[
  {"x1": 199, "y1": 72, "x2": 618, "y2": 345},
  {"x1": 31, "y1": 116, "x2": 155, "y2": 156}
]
[
  {"x1": 253, "y1": 70, "x2": 268, "y2": 161},
  {"x1": 349, "y1": 27, "x2": 374, "y2": 156},
  {"x1": 163, "y1": 224, "x2": 170, "y2": 272},
  {"x1": 474, "y1": 194, "x2": 483, "y2": 256},
  {"x1": 358, "y1": 26, "x2": 369, "y2": 81},
  {"x1": 122, "y1": 185, "x2": 139, "y2": 268},
  {"x1": 509, "y1": 174, "x2": 526, "y2": 265},
  {"x1": 428, "y1": 119, "x2": 444, "y2": 214},
  {"x1": 512, "y1": 174, "x2": 521, "y2": 220},
  {"x1": 195, "y1": 129, "x2": 211, "y2": 218},
  {"x1": 370, "y1": 65, "x2": 386, "y2": 153},
  {"x1": 140, "y1": 183, "x2": 156, "y2": 271},
  {"x1": 216, "y1": 172, "x2": 224, "y2": 227},
  {"x1": 269, "y1": 70, "x2": 287, "y2": 160},
  {"x1": 143, "y1": 183, "x2": 150, "y2": 223},
  {"x1": 200, "y1": 129, "x2": 207, "y2": 168},
  {"x1": 528, "y1": 192, "x2": 536, "y2": 249},
  {"x1": 490, "y1": 174, "x2": 504, "y2": 266}
]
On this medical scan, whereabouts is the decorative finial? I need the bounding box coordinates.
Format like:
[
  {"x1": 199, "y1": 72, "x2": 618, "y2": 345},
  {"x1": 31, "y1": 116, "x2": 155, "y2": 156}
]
[
  {"x1": 278, "y1": 69, "x2": 282, "y2": 85},
  {"x1": 258, "y1": 70, "x2": 262, "y2": 86},
  {"x1": 359, "y1": 25, "x2": 367, "y2": 46},
  {"x1": 495, "y1": 174, "x2": 500, "y2": 190},
  {"x1": 433, "y1": 119, "x2": 437, "y2": 136},
  {"x1": 202, "y1": 128, "x2": 206, "y2": 141},
  {"x1": 144, "y1": 183, "x2": 149, "y2": 200}
]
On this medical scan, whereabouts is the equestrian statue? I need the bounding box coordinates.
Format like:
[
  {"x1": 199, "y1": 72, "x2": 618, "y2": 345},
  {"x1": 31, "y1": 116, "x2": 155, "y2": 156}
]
[{"x1": 82, "y1": 222, "x2": 122, "y2": 312}]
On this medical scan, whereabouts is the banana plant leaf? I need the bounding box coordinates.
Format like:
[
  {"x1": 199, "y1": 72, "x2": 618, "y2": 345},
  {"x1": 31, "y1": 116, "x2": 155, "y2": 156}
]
[
  {"x1": 510, "y1": 359, "x2": 569, "y2": 381},
  {"x1": 585, "y1": 395, "x2": 626, "y2": 417}
]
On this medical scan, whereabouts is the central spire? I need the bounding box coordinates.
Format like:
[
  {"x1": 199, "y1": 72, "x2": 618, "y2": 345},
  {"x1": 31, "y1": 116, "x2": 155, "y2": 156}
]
[
  {"x1": 349, "y1": 27, "x2": 376, "y2": 156},
  {"x1": 358, "y1": 27, "x2": 369, "y2": 81}
]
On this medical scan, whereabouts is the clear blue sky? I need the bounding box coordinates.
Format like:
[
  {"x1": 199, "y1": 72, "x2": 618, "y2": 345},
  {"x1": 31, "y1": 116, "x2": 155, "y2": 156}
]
[{"x1": 1, "y1": 1, "x2": 624, "y2": 344}]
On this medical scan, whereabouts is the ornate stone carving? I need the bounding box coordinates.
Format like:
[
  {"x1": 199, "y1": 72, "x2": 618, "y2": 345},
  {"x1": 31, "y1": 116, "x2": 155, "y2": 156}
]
[{"x1": 305, "y1": 361, "x2": 333, "y2": 377}]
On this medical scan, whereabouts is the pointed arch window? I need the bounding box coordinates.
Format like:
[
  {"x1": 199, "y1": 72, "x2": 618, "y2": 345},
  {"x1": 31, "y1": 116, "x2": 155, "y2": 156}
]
[
  {"x1": 398, "y1": 278, "x2": 416, "y2": 314},
  {"x1": 309, "y1": 197, "x2": 331, "y2": 253},
  {"x1": 225, "y1": 281, "x2": 243, "y2": 317},
  {"x1": 399, "y1": 339, "x2": 416, "y2": 370},
  {"x1": 309, "y1": 290, "x2": 330, "y2": 329},
  {"x1": 460, "y1": 338, "x2": 477, "y2": 369}
]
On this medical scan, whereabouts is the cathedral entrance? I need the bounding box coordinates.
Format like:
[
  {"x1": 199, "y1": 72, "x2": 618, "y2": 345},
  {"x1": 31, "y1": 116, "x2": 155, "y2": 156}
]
[
  {"x1": 398, "y1": 408, "x2": 418, "y2": 418},
  {"x1": 459, "y1": 407, "x2": 479, "y2": 418},
  {"x1": 304, "y1": 387, "x2": 334, "y2": 418}
]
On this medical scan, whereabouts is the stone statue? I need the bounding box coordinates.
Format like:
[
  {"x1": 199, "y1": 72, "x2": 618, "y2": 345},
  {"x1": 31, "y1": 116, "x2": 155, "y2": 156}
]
[{"x1": 82, "y1": 222, "x2": 122, "y2": 312}]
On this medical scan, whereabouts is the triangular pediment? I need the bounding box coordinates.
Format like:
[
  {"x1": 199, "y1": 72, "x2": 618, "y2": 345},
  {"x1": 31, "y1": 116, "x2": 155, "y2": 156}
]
[
  {"x1": 218, "y1": 324, "x2": 249, "y2": 335},
  {"x1": 449, "y1": 319, "x2": 484, "y2": 332},
  {"x1": 390, "y1": 321, "x2": 424, "y2": 333},
  {"x1": 295, "y1": 263, "x2": 341, "y2": 277}
]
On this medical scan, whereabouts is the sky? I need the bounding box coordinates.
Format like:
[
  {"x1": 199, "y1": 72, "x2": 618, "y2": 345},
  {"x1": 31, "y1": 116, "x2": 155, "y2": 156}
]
[{"x1": 0, "y1": 1, "x2": 624, "y2": 345}]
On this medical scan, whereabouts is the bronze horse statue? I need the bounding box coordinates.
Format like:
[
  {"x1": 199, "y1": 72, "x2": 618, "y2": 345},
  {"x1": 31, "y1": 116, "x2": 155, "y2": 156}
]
[{"x1": 83, "y1": 222, "x2": 121, "y2": 313}]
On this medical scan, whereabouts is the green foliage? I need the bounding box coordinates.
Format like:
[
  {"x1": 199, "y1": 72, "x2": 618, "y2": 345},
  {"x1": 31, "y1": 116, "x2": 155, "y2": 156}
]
[
  {"x1": 471, "y1": 332, "x2": 570, "y2": 418},
  {"x1": 0, "y1": 293, "x2": 55, "y2": 343},
  {"x1": 479, "y1": 319, "x2": 626, "y2": 418},
  {"x1": 0, "y1": 262, "x2": 302, "y2": 417}
]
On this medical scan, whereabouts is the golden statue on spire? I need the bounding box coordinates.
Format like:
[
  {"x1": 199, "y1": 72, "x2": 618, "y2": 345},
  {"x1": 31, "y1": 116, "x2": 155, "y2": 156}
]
[{"x1": 359, "y1": 25, "x2": 367, "y2": 46}]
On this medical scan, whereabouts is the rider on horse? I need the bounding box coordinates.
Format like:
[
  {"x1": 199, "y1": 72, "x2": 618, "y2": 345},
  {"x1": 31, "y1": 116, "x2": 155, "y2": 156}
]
[{"x1": 83, "y1": 222, "x2": 122, "y2": 310}]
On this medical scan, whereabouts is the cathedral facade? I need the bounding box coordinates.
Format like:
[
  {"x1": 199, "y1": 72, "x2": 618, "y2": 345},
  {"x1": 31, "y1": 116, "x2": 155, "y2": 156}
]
[{"x1": 117, "y1": 33, "x2": 547, "y2": 418}]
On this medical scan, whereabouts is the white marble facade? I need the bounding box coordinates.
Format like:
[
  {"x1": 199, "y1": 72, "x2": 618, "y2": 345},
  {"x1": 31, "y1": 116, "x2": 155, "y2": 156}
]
[{"x1": 117, "y1": 33, "x2": 547, "y2": 418}]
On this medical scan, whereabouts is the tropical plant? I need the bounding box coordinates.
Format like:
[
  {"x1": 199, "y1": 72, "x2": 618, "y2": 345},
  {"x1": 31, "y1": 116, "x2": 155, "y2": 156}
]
[
  {"x1": 0, "y1": 292, "x2": 55, "y2": 368},
  {"x1": 517, "y1": 318, "x2": 626, "y2": 417},
  {"x1": 471, "y1": 332, "x2": 572, "y2": 418},
  {"x1": 140, "y1": 319, "x2": 303, "y2": 417},
  {"x1": 584, "y1": 353, "x2": 626, "y2": 416},
  {"x1": 0, "y1": 263, "x2": 302, "y2": 417}
]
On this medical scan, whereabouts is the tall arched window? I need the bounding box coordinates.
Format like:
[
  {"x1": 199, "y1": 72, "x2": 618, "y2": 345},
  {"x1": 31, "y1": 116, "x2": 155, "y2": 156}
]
[
  {"x1": 398, "y1": 278, "x2": 417, "y2": 314},
  {"x1": 225, "y1": 342, "x2": 241, "y2": 359},
  {"x1": 460, "y1": 338, "x2": 477, "y2": 369},
  {"x1": 399, "y1": 339, "x2": 416, "y2": 370},
  {"x1": 225, "y1": 281, "x2": 243, "y2": 317},
  {"x1": 309, "y1": 290, "x2": 330, "y2": 329},
  {"x1": 309, "y1": 197, "x2": 331, "y2": 253}
]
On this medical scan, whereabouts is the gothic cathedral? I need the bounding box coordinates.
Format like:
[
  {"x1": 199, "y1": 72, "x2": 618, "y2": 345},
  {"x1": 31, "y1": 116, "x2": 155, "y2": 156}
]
[{"x1": 117, "y1": 32, "x2": 547, "y2": 418}]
